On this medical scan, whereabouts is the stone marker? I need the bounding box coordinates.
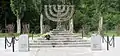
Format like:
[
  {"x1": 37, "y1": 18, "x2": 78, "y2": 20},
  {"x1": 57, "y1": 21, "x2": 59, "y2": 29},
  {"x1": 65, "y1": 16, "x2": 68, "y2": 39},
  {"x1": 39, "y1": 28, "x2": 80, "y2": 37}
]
[
  {"x1": 91, "y1": 34, "x2": 102, "y2": 51},
  {"x1": 18, "y1": 34, "x2": 29, "y2": 52}
]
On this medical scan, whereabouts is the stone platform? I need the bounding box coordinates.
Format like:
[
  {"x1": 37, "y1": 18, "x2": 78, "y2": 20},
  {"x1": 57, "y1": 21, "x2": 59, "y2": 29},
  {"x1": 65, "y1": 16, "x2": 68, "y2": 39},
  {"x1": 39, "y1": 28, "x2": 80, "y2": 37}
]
[{"x1": 29, "y1": 29, "x2": 91, "y2": 48}]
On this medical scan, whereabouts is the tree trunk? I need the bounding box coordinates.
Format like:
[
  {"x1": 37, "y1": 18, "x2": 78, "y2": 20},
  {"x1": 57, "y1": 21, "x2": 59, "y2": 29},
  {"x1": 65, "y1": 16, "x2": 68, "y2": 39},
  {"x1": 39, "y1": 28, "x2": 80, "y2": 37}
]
[
  {"x1": 69, "y1": 19, "x2": 73, "y2": 33},
  {"x1": 116, "y1": 24, "x2": 120, "y2": 36},
  {"x1": 40, "y1": 14, "x2": 43, "y2": 34},
  {"x1": 98, "y1": 16, "x2": 103, "y2": 36},
  {"x1": 5, "y1": 12, "x2": 7, "y2": 33},
  {"x1": 17, "y1": 16, "x2": 21, "y2": 34}
]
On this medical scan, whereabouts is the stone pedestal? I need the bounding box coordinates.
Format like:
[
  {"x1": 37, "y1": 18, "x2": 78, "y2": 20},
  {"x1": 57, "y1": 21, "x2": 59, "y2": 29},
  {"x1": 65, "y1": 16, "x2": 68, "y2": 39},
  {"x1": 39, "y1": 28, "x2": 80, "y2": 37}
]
[
  {"x1": 18, "y1": 34, "x2": 29, "y2": 52},
  {"x1": 91, "y1": 34, "x2": 102, "y2": 51}
]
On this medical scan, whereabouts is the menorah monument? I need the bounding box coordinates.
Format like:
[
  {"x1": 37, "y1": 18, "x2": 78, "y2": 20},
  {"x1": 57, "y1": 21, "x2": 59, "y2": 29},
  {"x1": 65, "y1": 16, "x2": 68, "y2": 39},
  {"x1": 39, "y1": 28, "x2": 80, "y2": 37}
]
[
  {"x1": 29, "y1": 4, "x2": 91, "y2": 50},
  {"x1": 44, "y1": 5, "x2": 74, "y2": 31}
]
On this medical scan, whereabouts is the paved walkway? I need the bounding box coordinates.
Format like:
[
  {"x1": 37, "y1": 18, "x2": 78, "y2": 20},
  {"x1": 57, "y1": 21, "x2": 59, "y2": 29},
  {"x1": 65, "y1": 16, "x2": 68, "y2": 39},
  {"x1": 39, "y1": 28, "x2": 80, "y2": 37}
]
[
  {"x1": 93, "y1": 37, "x2": 120, "y2": 56},
  {"x1": 0, "y1": 37, "x2": 120, "y2": 56}
]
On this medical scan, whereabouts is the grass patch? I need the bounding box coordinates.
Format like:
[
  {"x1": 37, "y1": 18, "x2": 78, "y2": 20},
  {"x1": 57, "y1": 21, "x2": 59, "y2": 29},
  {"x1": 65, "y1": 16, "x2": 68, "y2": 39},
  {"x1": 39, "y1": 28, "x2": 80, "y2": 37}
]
[
  {"x1": 77, "y1": 30, "x2": 119, "y2": 37},
  {"x1": 104, "y1": 31, "x2": 117, "y2": 36},
  {"x1": 0, "y1": 33, "x2": 43, "y2": 37},
  {"x1": 89, "y1": 30, "x2": 118, "y2": 37},
  {"x1": 0, "y1": 31, "x2": 119, "y2": 38},
  {"x1": 0, "y1": 33, "x2": 20, "y2": 37}
]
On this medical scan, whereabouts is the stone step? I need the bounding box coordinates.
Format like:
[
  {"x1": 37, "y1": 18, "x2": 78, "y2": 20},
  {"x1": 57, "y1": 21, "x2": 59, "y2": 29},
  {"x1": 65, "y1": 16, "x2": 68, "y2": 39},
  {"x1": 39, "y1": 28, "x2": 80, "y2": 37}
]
[
  {"x1": 50, "y1": 31, "x2": 71, "y2": 34},
  {"x1": 29, "y1": 44, "x2": 91, "y2": 48},
  {"x1": 32, "y1": 39, "x2": 88, "y2": 42},
  {"x1": 50, "y1": 37, "x2": 82, "y2": 39},
  {"x1": 52, "y1": 29, "x2": 68, "y2": 32},
  {"x1": 50, "y1": 33, "x2": 74, "y2": 35},
  {"x1": 36, "y1": 39, "x2": 84, "y2": 41},
  {"x1": 50, "y1": 35, "x2": 79, "y2": 37},
  {"x1": 37, "y1": 38, "x2": 82, "y2": 40},
  {"x1": 50, "y1": 30, "x2": 67, "y2": 32},
  {"x1": 52, "y1": 28, "x2": 67, "y2": 30},
  {"x1": 50, "y1": 38, "x2": 82, "y2": 40},
  {"x1": 29, "y1": 42, "x2": 90, "y2": 45},
  {"x1": 37, "y1": 37, "x2": 82, "y2": 40},
  {"x1": 50, "y1": 36, "x2": 79, "y2": 38},
  {"x1": 50, "y1": 35, "x2": 80, "y2": 38},
  {"x1": 51, "y1": 33, "x2": 72, "y2": 35},
  {"x1": 50, "y1": 32, "x2": 75, "y2": 35},
  {"x1": 52, "y1": 29, "x2": 61, "y2": 31},
  {"x1": 51, "y1": 32, "x2": 71, "y2": 34},
  {"x1": 37, "y1": 38, "x2": 67, "y2": 40},
  {"x1": 30, "y1": 30, "x2": 91, "y2": 48},
  {"x1": 51, "y1": 35, "x2": 79, "y2": 37}
]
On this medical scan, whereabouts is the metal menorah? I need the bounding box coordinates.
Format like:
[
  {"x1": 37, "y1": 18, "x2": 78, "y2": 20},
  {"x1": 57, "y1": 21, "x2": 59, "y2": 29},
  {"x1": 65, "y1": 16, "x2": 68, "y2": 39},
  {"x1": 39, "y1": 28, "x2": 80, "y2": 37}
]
[{"x1": 44, "y1": 5, "x2": 74, "y2": 30}]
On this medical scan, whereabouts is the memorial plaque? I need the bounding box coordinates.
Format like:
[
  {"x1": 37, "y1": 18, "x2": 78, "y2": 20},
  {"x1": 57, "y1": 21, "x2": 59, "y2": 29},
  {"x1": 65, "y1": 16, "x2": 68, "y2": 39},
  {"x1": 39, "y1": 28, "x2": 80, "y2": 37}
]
[
  {"x1": 18, "y1": 34, "x2": 29, "y2": 52},
  {"x1": 91, "y1": 34, "x2": 102, "y2": 51}
]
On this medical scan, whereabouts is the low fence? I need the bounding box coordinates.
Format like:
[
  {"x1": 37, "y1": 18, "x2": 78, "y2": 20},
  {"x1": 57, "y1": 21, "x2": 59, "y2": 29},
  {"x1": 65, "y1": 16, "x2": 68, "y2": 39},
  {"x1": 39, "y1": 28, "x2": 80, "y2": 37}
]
[
  {"x1": 102, "y1": 35, "x2": 115, "y2": 50},
  {"x1": 5, "y1": 36, "x2": 18, "y2": 52}
]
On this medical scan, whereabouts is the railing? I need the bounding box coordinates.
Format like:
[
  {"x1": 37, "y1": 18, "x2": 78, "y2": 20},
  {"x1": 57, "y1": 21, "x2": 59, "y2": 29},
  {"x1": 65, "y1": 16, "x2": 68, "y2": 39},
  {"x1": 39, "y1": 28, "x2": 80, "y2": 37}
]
[
  {"x1": 5, "y1": 36, "x2": 18, "y2": 52},
  {"x1": 102, "y1": 35, "x2": 115, "y2": 50},
  {"x1": 31, "y1": 28, "x2": 39, "y2": 40},
  {"x1": 82, "y1": 30, "x2": 84, "y2": 38},
  {"x1": 31, "y1": 31, "x2": 34, "y2": 40}
]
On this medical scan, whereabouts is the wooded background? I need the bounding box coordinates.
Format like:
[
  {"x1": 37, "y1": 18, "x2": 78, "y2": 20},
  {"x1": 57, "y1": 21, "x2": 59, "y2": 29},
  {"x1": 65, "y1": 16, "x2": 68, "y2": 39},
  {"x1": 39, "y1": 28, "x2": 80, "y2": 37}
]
[{"x1": 0, "y1": 0, "x2": 120, "y2": 35}]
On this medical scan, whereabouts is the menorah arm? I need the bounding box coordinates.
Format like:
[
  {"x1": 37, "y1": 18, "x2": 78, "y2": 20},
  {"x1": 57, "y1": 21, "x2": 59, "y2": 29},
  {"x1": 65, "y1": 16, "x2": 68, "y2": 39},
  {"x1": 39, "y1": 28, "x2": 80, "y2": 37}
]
[
  {"x1": 53, "y1": 5, "x2": 58, "y2": 12},
  {"x1": 58, "y1": 5, "x2": 66, "y2": 12},
  {"x1": 61, "y1": 7, "x2": 74, "y2": 21},
  {"x1": 58, "y1": 6, "x2": 70, "y2": 17},
  {"x1": 45, "y1": 5, "x2": 58, "y2": 22},
  {"x1": 44, "y1": 5, "x2": 75, "y2": 22},
  {"x1": 53, "y1": 5, "x2": 68, "y2": 13},
  {"x1": 49, "y1": 5, "x2": 57, "y2": 17}
]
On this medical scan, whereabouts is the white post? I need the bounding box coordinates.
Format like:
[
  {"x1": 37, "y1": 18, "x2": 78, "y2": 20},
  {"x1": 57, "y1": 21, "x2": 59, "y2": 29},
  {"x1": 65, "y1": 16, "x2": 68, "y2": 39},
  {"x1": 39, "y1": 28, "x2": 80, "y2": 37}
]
[
  {"x1": 98, "y1": 17, "x2": 103, "y2": 35},
  {"x1": 40, "y1": 14, "x2": 43, "y2": 34},
  {"x1": 69, "y1": 18, "x2": 73, "y2": 33}
]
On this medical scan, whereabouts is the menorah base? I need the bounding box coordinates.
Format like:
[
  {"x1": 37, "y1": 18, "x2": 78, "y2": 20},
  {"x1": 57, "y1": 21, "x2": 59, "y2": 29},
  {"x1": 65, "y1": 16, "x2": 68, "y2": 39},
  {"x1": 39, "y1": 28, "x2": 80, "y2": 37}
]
[
  {"x1": 56, "y1": 27, "x2": 66, "y2": 31},
  {"x1": 56, "y1": 25, "x2": 66, "y2": 31}
]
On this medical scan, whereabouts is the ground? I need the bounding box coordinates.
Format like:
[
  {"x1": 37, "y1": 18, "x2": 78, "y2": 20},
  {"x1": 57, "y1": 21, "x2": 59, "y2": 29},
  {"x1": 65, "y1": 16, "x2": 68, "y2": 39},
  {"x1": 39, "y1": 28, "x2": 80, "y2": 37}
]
[{"x1": 0, "y1": 37, "x2": 120, "y2": 56}]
